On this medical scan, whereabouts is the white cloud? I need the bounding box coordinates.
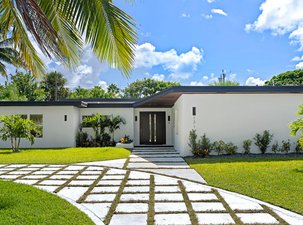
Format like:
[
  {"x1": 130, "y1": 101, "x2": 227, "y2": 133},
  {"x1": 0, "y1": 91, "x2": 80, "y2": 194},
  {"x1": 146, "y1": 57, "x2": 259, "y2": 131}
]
[
  {"x1": 135, "y1": 43, "x2": 203, "y2": 80},
  {"x1": 201, "y1": 14, "x2": 213, "y2": 20},
  {"x1": 151, "y1": 74, "x2": 165, "y2": 81},
  {"x1": 295, "y1": 61, "x2": 303, "y2": 69},
  {"x1": 190, "y1": 81, "x2": 205, "y2": 86},
  {"x1": 211, "y1": 9, "x2": 228, "y2": 17},
  {"x1": 203, "y1": 76, "x2": 209, "y2": 80},
  {"x1": 181, "y1": 13, "x2": 191, "y2": 18},
  {"x1": 245, "y1": 77, "x2": 266, "y2": 86},
  {"x1": 207, "y1": 0, "x2": 216, "y2": 3},
  {"x1": 291, "y1": 56, "x2": 303, "y2": 62}
]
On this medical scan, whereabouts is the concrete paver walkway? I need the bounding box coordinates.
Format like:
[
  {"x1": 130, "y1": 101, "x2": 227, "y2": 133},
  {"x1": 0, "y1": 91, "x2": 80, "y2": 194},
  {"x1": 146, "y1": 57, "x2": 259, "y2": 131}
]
[{"x1": 0, "y1": 161, "x2": 302, "y2": 225}]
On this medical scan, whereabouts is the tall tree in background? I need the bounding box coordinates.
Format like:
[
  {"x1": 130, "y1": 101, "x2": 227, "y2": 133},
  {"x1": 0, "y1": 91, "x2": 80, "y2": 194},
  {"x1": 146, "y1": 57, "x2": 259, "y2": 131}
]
[
  {"x1": 0, "y1": 0, "x2": 137, "y2": 77},
  {"x1": 0, "y1": 33, "x2": 23, "y2": 77},
  {"x1": 265, "y1": 70, "x2": 303, "y2": 86},
  {"x1": 209, "y1": 80, "x2": 240, "y2": 86},
  {"x1": 42, "y1": 72, "x2": 69, "y2": 101},
  {"x1": 123, "y1": 78, "x2": 180, "y2": 98},
  {"x1": 107, "y1": 84, "x2": 121, "y2": 98}
]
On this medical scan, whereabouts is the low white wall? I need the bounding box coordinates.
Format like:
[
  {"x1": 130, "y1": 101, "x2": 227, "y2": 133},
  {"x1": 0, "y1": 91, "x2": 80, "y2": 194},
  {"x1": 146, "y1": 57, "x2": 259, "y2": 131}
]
[
  {"x1": 134, "y1": 108, "x2": 173, "y2": 146},
  {"x1": 0, "y1": 106, "x2": 80, "y2": 148},
  {"x1": 80, "y1": 108, "x2": 134, "y2": 142},
  {"x1": 174, "y1": 94, "x2": 303, "y2": 156}
]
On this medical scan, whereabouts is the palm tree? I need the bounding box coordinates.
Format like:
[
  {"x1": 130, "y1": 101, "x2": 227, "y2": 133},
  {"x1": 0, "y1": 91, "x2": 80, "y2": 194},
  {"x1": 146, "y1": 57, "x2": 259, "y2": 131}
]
[
  {"x1": 109, "y1": 115, "x2": 126, "y2": 143},
  {"x1": 0, "y1": 0, "x2": 137, "y2": 77},
  {"x1": 0, "y1": 34, "x2": 23, "y2": 77}
]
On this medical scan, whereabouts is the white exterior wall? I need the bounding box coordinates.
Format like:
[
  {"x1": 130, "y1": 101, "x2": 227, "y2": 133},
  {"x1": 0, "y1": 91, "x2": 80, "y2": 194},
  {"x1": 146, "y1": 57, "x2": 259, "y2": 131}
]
[
  {"x1": 134, "y1": 108, "x2": 173, "y2": 146},
  {"x1": 0, "y1": 106, "x2": 80, "y2": 148},
  {"x1": 80, "y1": 108, "x2": 134, "y2": 142},
  {"x1": 173, "y1": 94, "x2": 303, "y2": 156}
]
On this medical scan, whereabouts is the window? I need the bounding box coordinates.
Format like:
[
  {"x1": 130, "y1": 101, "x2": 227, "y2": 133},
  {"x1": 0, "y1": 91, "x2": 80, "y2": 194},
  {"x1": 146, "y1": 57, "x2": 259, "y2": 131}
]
[
  {"x1": 30, "y1": 114, "x2": 43, "y2": 138},
  {"x1": 20, "y1": 114, "x2": 28, "y2": 119}
]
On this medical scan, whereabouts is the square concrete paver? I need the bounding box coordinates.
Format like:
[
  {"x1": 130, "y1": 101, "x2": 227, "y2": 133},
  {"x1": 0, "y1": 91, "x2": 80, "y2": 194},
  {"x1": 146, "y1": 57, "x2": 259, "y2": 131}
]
[
  {"x1": 98, "y1": 180, "x2": 122, "y2": 186},
  {"x1": 128, "y1": 171, "x2": 150, "y2": 179},
  {"x1": 126, "y1": 179, "x2": 150, "y2": 186},
  {"x1": 82, "y1": 203, "x2": 111, "y2": 220},
  {"x1": 91, "y1": 186, "x2": 120, "y2": 193},
  {"x1": 197, "y1": 213, "x2": 235, "y2": 224},
  {"x1": 69, "y1": 180, "x2": 94, "y2": 186},
  {"x1": 15, "y1": 179, "x2": 39, "y2": 185},
  {"x1": 182, "y1": 181, "x2": 212, "y2": 192},
  {"x1": 155, "y1": 213, "x2": 191, "y2": 225},
  {"x1": 120, "y1": 193, "x2": 149, "y2": 201},
  {"x1": 8, "y1": 171, "x2": 31, "y2": 175},
  {"x1": 23, "y1": 175, "x2": 47, "y2": 180},
  {"x1": 39, "y1": 180, "x2": 66, "y2": 186},
  {"x1": 50, "y1": 175, "x2": 74, "y2": 180},
  {"x1": 57, "y1": 170, "x2": 78, "y2": 175},
  {"x1": 155, "y1": 185, "x2": 181, "y2": 193},
  {"x1": 109, "y1": 214, "x2": 147, "y2": 225},
  {"x1": 155, "y1": 202, "x2": 187, "y2": 213},
  {"x1": 155, "y1": 193, "x2": 184, "y2": 201},
  {"x1": 77, "y1": 175, "x2": 99, "y2": 180},
  {"x1": 59, "y1": 187, "x2": 88, "y2": 201},
  {"x1": 82, "y1": 171, "x2": 102, "y2": 175},
  {"x1": 220, "y1": 192, "x2": 264, "y2": 210},
  {"x1": 102, "y1": 175, "x2": 124, "y2": 180},
  {"x1": 124, "y1": 186, "x2": 150, "y2": 193},
  {"x1": 35, "y1": 185, "x2": 59, "y2": 193},
  {"x1": 116, "y1": 203, "x2": 148, "y2": 213},
  {"x1": 192, "y1": 202, "x2": 226, "y2": 212},
  {"x1": 187, "y1": 193, "x2": 218, "y2": 201},
  {"x1": 106, "y1": 169, "x2": 126, "y2": 175},
  {"x1": 0, "y1": 175, "x2": 20, "y2": 179},
  {"x1": 154, "y1": 176, "x2": 178, "y2": 185},
  {"x1": 86, "y1": 194, "x2": 116, "y2": 202},
  {"x1": 237, "y1": 213, "x2": 279, "y2": 224}
]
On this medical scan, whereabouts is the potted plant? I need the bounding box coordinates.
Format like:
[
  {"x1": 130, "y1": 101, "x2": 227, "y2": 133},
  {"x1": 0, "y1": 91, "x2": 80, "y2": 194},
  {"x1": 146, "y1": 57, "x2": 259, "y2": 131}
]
[{"x1": 116, "y1": 135, "x2": 134, "y2": 149}]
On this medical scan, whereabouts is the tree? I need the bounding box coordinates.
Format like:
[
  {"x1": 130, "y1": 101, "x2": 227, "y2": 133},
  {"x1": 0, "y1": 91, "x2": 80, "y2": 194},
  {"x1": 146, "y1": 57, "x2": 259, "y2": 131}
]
[
  {"x1": 209, "y1": 80, "x2": 240, "y2": 86},
  {"x1": 69, "y1": 86, "x2": 114, "y2": 99},
  {"x1": 107, "y1": 84, "x2": 121, "y2": 98},
  {"x1": 290, "y1": 105, "x2": 303, "y2": 148},
  {"x1": 109, "y1": 116, "x2": 126, "y2": 143},
  {"x1": 0, "y1": 115, "x2": 38, "y2": 152},
  {"x1": 42, "y1": 72, "x2": 69, "y2": 100},
  {"x1": 0, "y1": 0, "x2": 137, "y2": 77},
  {"x1": 0, "y1": 33, "x2": 23, "y2": 77},
  {"x1": 10, "y1": 71, "x2": 46, "y2": 101},
  {"x1": 265, "y1": 69, "x2": 303, "y2": 86},
  {"x1": 123, "y1": 78, "x2": 180, "y2": 98},
  {"x1": 0, "y1": 84, "x2": 27, "y2": 101}
]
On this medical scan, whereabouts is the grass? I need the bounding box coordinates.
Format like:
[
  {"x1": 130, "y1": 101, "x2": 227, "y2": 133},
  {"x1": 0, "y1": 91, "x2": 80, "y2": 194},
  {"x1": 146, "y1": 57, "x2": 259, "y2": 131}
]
[
  {"x1": 0, "y1": 147, "x2": 130, "y2": 164},
  {"x1": 186, "y1": 156, "x2": 303, "y2": 215},
  {"x1": 0, "y1": 180, "x2": 94, "y2": 225}
]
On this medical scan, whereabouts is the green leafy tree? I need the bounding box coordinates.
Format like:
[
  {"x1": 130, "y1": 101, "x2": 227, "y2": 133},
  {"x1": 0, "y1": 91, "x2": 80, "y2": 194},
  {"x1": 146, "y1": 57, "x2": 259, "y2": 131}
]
[
  {"x1": 0, "y1": 33, "x2": 23, "y2": 77},
  {"x1": 209, "y1": 80, "x2": 240, "y2": 86},
  {"x1": 109, "y1": 116, "x2": 126, "y2": 143},
  {"x1": 265, "y1": 70, "x2": 303, "y2": 86},
  {"x1": 0, "y1": 0, "x2": 137, "y2": 77},
  {"x1": 69, "y1": 86, "x2": 114, "y2": 99},
  {"x1": 254, "y1": 130, "x2": 273, "y2": 154},
  {"x1": 69, "y1": 87, "x2": 91, "y2": 99},
  {"x1": 123, "y1": 78, "x2": 180, "y2": 98},
  {"x1": 290, "y1": 105, "x2": 303, "y2": 148},
  {"x1": 10, "y1": 71, "x2": 46, "y2": 101},
  {"x1": 107, "y1": 84, "x2": 121, "y2": 98},
  {"x1": 42, "y1": 72, "x2": 69, "y2": 101},
  {"x1": 0, "y1": 115, "x2": 38, "y2": 152},
  {"x1": 0, "y1": 84, "x2": 27, "y2": 101}
]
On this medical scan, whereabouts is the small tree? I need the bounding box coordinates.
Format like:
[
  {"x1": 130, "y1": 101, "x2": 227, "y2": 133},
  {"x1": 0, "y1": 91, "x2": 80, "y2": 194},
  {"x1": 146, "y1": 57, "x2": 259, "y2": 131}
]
[
  {"x1": 188, "y1": 129, "x2": 198, "y2": 156},
  {"x1": 0, "y1": 115, "x2": 38, "y2": 152},
  {"x1": 243, "y1": 139, "x2": 252, "y2": 154},
  {"x1": 290, "y1": 105, "x2": 303, "y2": 148},
  {"x1": 254, "y1": 130, "x2": 273, "y2": 154},
  {"x1": 109, "y1": 115, "x2": 126, "y2": 143}
]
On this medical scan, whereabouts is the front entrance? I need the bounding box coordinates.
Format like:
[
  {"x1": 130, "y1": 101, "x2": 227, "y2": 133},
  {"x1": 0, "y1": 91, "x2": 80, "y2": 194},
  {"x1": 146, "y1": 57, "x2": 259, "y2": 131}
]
[{"x1": 140, "y1": 112, "x2": 166, "y2": 145}]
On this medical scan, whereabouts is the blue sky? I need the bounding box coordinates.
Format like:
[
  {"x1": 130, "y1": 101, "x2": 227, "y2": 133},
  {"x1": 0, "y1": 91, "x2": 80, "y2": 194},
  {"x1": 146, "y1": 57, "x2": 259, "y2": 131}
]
[{"x1": 5, "y1": 0, "x2": 303, "y2": 89}]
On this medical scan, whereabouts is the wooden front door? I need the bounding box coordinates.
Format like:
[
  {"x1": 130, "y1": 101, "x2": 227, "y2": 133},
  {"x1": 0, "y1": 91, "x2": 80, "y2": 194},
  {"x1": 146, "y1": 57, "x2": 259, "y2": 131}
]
[{"x1": 140, "y1": 112, "x2": 166, "y2": 145}]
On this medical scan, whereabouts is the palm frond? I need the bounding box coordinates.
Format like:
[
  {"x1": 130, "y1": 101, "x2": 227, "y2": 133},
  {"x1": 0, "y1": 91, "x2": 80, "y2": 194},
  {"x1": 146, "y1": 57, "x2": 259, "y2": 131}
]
[{"x1": 0, "y1": 61, "x2": 7, "y2": 77}]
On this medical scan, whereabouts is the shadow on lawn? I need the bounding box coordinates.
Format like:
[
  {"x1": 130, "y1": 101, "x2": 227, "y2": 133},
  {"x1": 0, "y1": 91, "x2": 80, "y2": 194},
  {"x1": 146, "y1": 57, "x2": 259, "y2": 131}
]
[
  {"x1": 185, "y1": 154, "x2": 303, "y2": 164},
  {"x1": 0, "y1": 195, "x2": 16, "y2": 210}
]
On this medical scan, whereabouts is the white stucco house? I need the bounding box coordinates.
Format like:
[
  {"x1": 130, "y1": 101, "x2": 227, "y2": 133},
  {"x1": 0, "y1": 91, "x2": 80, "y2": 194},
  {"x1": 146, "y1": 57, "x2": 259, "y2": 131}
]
[{"x1": 0, "y1": 86, "x2": 302, "y2": 156}]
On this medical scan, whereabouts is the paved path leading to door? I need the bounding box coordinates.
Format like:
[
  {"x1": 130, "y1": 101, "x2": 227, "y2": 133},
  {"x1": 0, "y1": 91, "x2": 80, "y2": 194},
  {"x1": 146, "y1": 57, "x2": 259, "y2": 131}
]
[{"x1": 0, "y1": 161, "x2": 303, "y2": 225}]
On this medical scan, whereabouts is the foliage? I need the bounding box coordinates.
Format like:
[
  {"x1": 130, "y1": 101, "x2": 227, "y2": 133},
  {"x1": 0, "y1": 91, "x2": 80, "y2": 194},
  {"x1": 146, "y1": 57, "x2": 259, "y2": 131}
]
[
  {"x1": 212, "y1": 140, "x2": 226, "y2": 155},
  {"x1": 41, "y1": 72, "x2": 69, "y2": 100},
  {"x1": 271, "y1": 141, "x2": 279, "y2": 154},
  {"x1": 120, "y1": 135, "x2": 133, "y2": 144},
  {"x1": 265, "y1": 69, "x2": 303, "y2": 86},
  {"x1": 69, "y1": 86, "x2": 114, "y2": 99},
  {"x1": 0, "y1": 84, "x2": 27, "y2": 101},
  {"x1": 123, "y1": 78, "x2": 180, "y2": 98},
  {"x1": 196, "y1": 134, "x2": 212, "y2": 157},
  {"x1": 0, "y1": 115, "x2": 38, "y2": 152},
  {"x1": 280, "y1": 140, "x2": 291, "y2": 154},
  {"x1": 0, "y1": 32, "x2": 24, "y2": 77},
  {"x1": 225, "y1": 142, "x2": 238, "y2": 155},
  {"x1": 76, "y1": 131, "x2": 91, "y2": 147},
  {"x1": 188, "y1": 129, "x2": 199, "y2": 156},
  {"x1": 0, "y1": 0, "x2": 137, "y2": 77},
  {"x1": 209, "y1": 80, "x2": 240, "y2": 86},
  {"x1": 243, "y1": 139, "x2": 252, "y2": 154},
  {"x1": 10, "y1": 71, "x2": 46, "y2": 101},
  {"x1": 109, "y1": 116, "x2": 126, "y2": 143},
  {"x1": 107, "y1": 84, "x2": 121, "y2": 98},
  {"x1": 290, "y1": 105, "x2": 303, "y2": 148},
  {"x1": 254, "y1": 130, "x2": 273, "y2": 154},
  {"x1": 295, "y1": 141, "x2": 303, "y2": 154}
]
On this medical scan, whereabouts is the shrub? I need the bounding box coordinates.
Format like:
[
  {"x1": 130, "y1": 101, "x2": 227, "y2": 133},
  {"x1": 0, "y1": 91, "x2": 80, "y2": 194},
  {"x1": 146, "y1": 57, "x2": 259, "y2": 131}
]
[
  {"x1": 295, "y1": 140, "x2": 303, "y2": 154},
  {"x1": 290, "y1": 105, "x2": 303, "y2": 149},
  {"x1": 243, "y1": 139, "x2": 252, "y2": 154},
  {"x1": 225, "y1": 142, "x2": 238, "y2": 155},
  {"x1": 254, "y1": 130, "x2": 273, "y2": 154},
  {"x1": 280, "y1": 139, "x2": 291, "y2": 154},
  {"x1": 212, "y1": 140, "x2": 226, "y2": 155},
  {"x1": 120, "y1": 135, "x2": 133, "y2": 144},
  {"x1": 101, "y1": 133, "x2": 111, "y2": 147},
  {"x1": 197, "y1": 134, "x2": 212, "y2": 157},
  {"x1": 271, "y1": 141, "x2": 279, "y2": 154},
  {"x1": 188, "y1": 129, "x2": 199, "y2": 156},
  {"x1": 76, "y1": 131, "x2": 91, "y2": 147}
]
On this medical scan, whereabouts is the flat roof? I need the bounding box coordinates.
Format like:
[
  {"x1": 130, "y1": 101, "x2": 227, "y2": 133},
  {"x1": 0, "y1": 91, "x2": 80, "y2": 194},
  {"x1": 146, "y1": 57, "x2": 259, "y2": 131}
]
[{"x1": 0, "y1": 86, "x2": 302, "y2": 108}]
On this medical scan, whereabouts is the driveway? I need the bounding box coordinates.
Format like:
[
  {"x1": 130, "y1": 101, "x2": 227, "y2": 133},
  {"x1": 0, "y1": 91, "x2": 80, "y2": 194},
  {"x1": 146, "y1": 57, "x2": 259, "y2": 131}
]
[{"x1": 0, "y1": 149, "x2": 302, "y2": 225}]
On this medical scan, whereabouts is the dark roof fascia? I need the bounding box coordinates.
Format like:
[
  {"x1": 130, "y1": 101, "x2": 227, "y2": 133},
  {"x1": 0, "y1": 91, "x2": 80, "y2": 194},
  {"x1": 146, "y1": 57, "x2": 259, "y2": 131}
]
[
  {"x1": 133, "y1": 86, "x2": 303, "y2": 107},
  {"x1": 86, "y1": 103, "x2": 134, "y2": 108},
  {"x1": 64, "y1": 98, "x2": 138, "y2": 103},
  {"x1": 0, "y1": 101, "x2": 87, "y2": 108}
]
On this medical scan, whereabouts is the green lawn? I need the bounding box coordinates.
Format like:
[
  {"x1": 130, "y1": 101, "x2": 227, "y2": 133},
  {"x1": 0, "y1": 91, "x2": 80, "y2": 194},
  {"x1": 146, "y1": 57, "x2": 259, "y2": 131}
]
[
  {"x1": 0, "y1": 147, "x2": 130, "y2": 164},
  {"x1": 0, "y1": 180, "x2": 94, "y2": 225},
  {"x1": 186, "y1": 156, "x2": 303, "y2": 215}
]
